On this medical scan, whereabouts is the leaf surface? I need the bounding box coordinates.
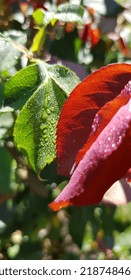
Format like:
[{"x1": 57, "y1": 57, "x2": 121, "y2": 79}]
[
  {"x1": 57, "y1": 63, "x2": 131, "y2": 176},
  {"x1": 4, "y1": 64, "x2": 43, "y2": 109},
  {"x1": 33, "y1": 4, "x2": 85, "y2": 27},
  {"x1": 50, "y1": 94, "x2": 131, "y2": 211},
  {"x1": 12, "y1": 61, "x2": 79, "y2": 173},
  {"x1": 56, "y1": 3, "x2": 85, "y2": 23},
  {"x1": 0, "y1": 31, "x2": 27, "y2": 72},
  {"x1": 33, "y1": 8, "x2": 45, "y2": 25},
  {"x1": 75, "y1": 82, "x2": 130, "y2": 166}
]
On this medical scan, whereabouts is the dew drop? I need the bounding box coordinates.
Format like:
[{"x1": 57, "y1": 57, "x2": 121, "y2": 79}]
[
  {"x1": 70, "y1": 192, "x2": 74, "y2": 199},
  {"x1": 47, "y1": 96, "x2": 51, "y2": 101},
  {"x1": 50, "y1": 106, "x2": 55, "y2": 113},
  {"x1": 40, "y1": 124, "x2": 47, "y2": 130},
  {"x1": 43, "y1": 134, "x2": 48, "y2": 142},
  {"x1": 47, "y1": 108, "x2": 51, "y2": 114},
  {"x1": 92, "y1": 113, "x2": 102, "y2": 133},
  {"x1": 42, "y1": 111, "x2": 47, "y2": 120},
  {"x1": 52, "y1": 138, "x2": 56, "y2": 145},
  {"x1": 126, "y1": 115, "x2": 130, "y2": 120},
  {"x1": 44, "y1": 97, "x2": 48, "y2": 108},
  {"x1": 56, "y1": 67, "x2": 67, "y2": 77},
  {"x1": 111, "y1": 143, "x2": 116, "y2": 148}
]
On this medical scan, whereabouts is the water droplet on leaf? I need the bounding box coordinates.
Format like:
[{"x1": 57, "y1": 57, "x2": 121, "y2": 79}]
[
  {"x1": 42, "y1": 111, "x2": 47, "y2": 120},
  {"x1": 40, "y1": 124, "x2": 47, "y2": 130},
  {"x1": 56, "y1": 67, "x2": 68, "y2": 77},
  {"x1": 47, "y1": 108, "x2": 51, "y2": 114}
]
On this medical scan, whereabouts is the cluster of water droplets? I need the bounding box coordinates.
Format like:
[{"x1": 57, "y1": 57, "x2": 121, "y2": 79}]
[
  {"x1": 98, "y1": 123, "x2": 125, "y2": 159},
  {"x1": 122, "y1": 80, "x2": 131, "y2": 96},
  {"x1": 98, "y1": 86, "x2": 131, "y2": 159},
  {"x1": 38, "y1": 88, "x2": 58, "y2": 168},
  {"x1": 91, "y1": 113, "x2": 102, "y2": 133},
  {"x1": 64, "y1": 80, "x2": 131, "y2": 201}
]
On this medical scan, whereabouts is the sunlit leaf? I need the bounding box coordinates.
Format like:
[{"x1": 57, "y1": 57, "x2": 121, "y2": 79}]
[
  {"x1": 75, "y1": 83, "x2": 130, "y2": 166},
  {"x1": 4, "y1": 64, "x2": 43, "y2": 109},
  {"x1": 33, "y1": 8, "x2": 45, "y2": 25},
  {"x1": 11, "y1": 61, "x2": 80, "y2": 173},
  {"x1": 0, "y1": 112, "x2": 14, "y2": 139},
  {"x1": 0, "y1": 31, "x2": 27, "y2": 72},
  {"x1": 50, "y1": 92, "x2": 131, "y2": 210},
  {"x1": 0, "y1": 82, "x2": 4, "y2": 108},
  {"x1": 30, "y1": 27, "x2": 45, "y2": 53},
  {"x1": 57, "y1": 63, "x2": 131, "y2": 176},
  {"x1": 56, "y1": 3, "x2": 85, "y2": 23}
]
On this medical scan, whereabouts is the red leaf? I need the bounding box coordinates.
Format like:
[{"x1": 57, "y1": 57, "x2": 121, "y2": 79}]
[
  {"x1": 57, "y1": 63, "x2": 131, "y2": 176},
  {"x1": 89, "y1": 27, "x2": 100, "y2": 47},
  {"x1": 79, "y1": 23, "x2": 100, "y2": 47},
  {"x1": 50, "y1": 95, "x2": 131, "y2": 211},
  {"x1": 75, "y1": 81, "x2": 130, "y2": 166},
  {"x1": 118, "y1": 37, "x2": 129, "y2": 57}
]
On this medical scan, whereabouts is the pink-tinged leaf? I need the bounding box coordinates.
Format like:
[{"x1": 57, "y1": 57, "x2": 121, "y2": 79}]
[
  {"x1": 75, "y1": 81, "x2": 130, "y2": 166},
  {"x1": 50, "y1": 98, "x2": 131, "y2": 211},
  {"x1": 57, "y1": 63, "x2": 131, "y2": 176}
]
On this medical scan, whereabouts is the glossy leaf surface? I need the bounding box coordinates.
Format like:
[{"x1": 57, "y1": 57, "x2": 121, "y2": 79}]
[
  {"x1": 50, "y1": 93, "x2": 131, "y2": 211},
  {"x1": 11, "y1": 61, "x2": 80, "y2": 173},
  {"x1": 0, "y1": 31, "x2": 27, "y2": 72},
  {"x1": 57, "y1": 63, "x2": 131, "y2": 176}
]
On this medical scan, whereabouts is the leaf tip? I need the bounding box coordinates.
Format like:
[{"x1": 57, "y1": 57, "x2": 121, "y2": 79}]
[{"x1": 49, "y1": 200, "x2": 70, "y2": 211}]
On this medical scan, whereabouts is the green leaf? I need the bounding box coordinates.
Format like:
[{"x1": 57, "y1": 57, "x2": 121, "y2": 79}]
[
  {"x1": 33, "y1": 9, "x2": 56, "y2": 27},
  {"x1": 30, "y1": 27, "x2": 45, "y2": 53},
  {"x1": 33, "y1": 8, "x2": 45, "y2": 25},
  {"x1": 0, "y1": 112, "x2": 14, "y2": 129},
  {"x1": 33, "y1": 4, "x2": 85, "y2": 28},
  {"x1": 0, "y1": 112, "x2": 14, "y2": 140},
  {"x1": 0, "y1": 81, "x2": 4, "y2": 108},
  {"x1": 0, "y1": 31, "x2": 27, "y2": 72},
  {"x1": 43, "y1": 12, "x2": 57, "y2": 26},
  {"x1": 4, "y1": 64, "x2": 43, "y2": 109},
  {"x1": 0, "y1": 38, "x2": 19, "y2": 73},
  {"x1": 0, "y1": 107, "x2": 14, "y2": 113},
  {"x1": 4, "y1": 30, "x2": 27, "y2": 46},
  {"x1": 56, "y1": 3, "x2": 85, "y2": 23},
  {"x1": 46, "y1": 63, "x2": 80, "y2": 94},
  {"x1": 13, "y1": 61, "x2": 80, "y2": 174}
]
